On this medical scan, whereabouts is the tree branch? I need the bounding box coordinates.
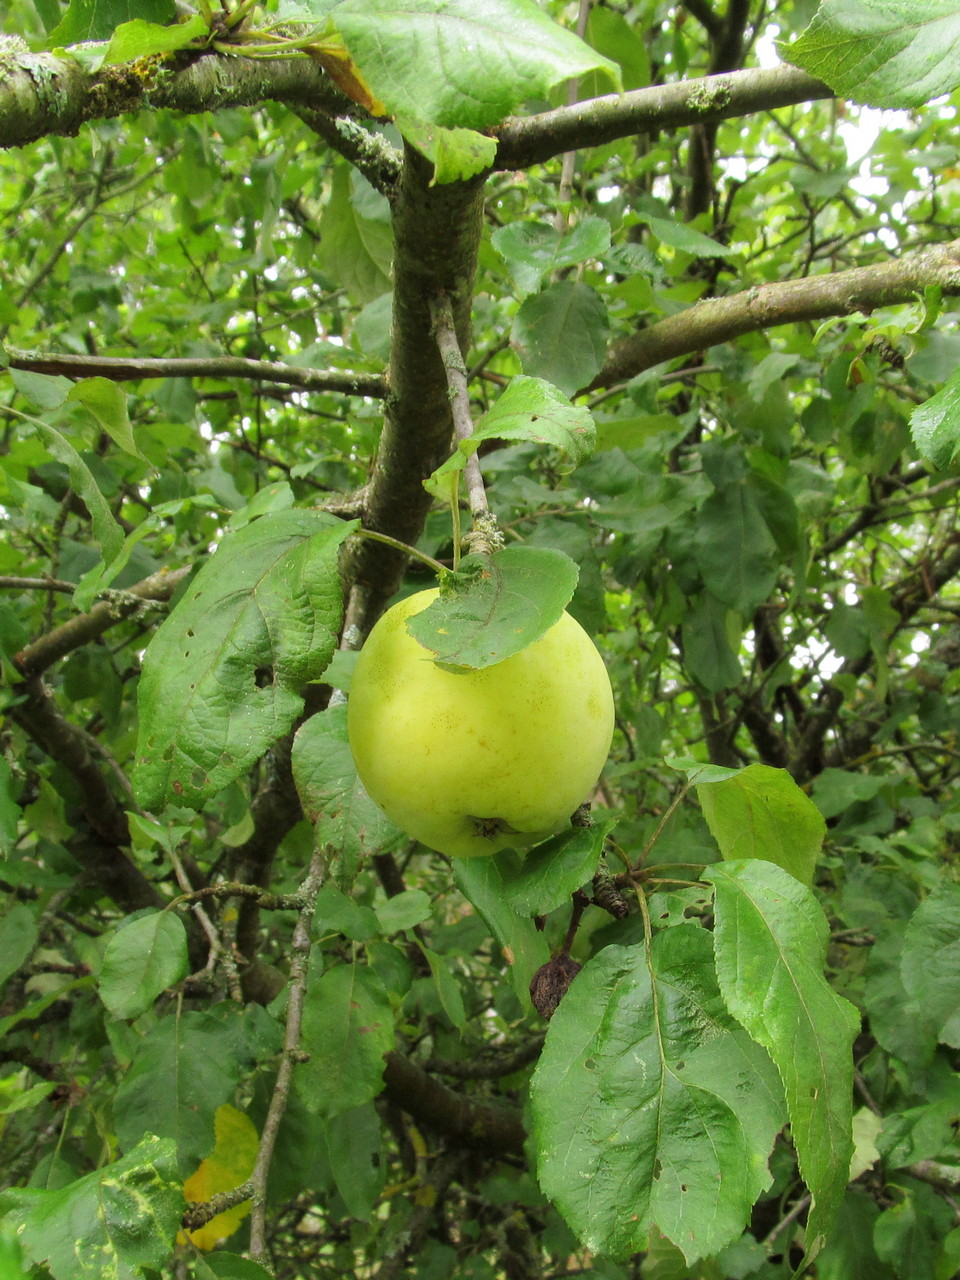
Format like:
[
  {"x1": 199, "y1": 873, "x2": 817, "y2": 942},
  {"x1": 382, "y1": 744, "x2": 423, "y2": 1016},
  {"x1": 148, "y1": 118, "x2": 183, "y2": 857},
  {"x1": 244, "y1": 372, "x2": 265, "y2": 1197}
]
[
  {"x1": 381, "y1": 1051, "x2": 526, "y2": 1157},
  {"x1": 4, "y1": 347, "x2": 385, "y2": 399},
  {"x1": 13, "y1": 566, "x2": 191, "y2": 680},
  {"x1": 0, "y1": 48, "x2": 350, "y2": 151},
  {"x1": 494, "y1": 64, "x2": 831, "y2": 170},
  {"x1": 588, "y1": 239, "x2": 960, "y2": 389},
  {"x1": 341, "y1": 144, "x2": 485, "y2": 639}
]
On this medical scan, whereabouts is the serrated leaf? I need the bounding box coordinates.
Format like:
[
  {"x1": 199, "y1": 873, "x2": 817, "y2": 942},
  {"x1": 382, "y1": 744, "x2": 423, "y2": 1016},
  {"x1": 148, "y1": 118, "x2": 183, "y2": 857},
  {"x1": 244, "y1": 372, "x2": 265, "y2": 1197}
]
[
  {"x1": 396, "y1": 117, "x2": 497, "y2": 183},
  {"x1": 181, "y1": 1105, "x2": 258, "y2": 1251},
  {"x1": 511, "y1": 281, "x2": 610, "y2": 397},
  {"x1": 420, "y1": 945, "x2": 467, "y2": 1028},
  {"x1": 406, "y1": 546, "x2": 579, "y2": 669},
  {"x1": 314, "y1": 0, "x2": 620, "y2": 131},
  {"x1": 196, "y1": 1254, "x2": 274, "y2": 1280},
  {"x1": 900, "y1": 880, "x2": 960, "y2": 1049},
  {"x1": 99, "y1": 911, "x2": 189, "y2": 1019},
  {"x1": 113, "y1": 1007, "x2": 273, "y2": 1173},
  {"x1": 694, "y1": 482, "x2": 779, "y2": 613},
  {"x1": 531, "y1": 927, "x2": 786, "y2": 1263},
  {"x1": 324, "y1": 1104, "x2": 384, "y2": 1221},
  {"x1": 46, "y1": 0, "x2": 177, "y2": 45},
  {"x1": 298, "y1": 960, "x2": 394, "y2": 1117},
  {"x1": 65, "y1": 378, "x2": 148, "y2": 461},
  {"x1": 705, "y1": 860, "x2": 860, "y2": 1268},
  {"x1": 4, "y1": 1134, "x2": 182, "y2": 1280},
  {"x1": 133, "y1": 511, "x2": 355, "y2": 812},
  {"x1": 29, "y1": 419, "x2": 124, "y2": 565},
  {"x1": 641, "y1": 214, "x2": 738, "y2": 257},
  {"x1": 492, "y1": 218, "x2": 612, "y2": 295},
  {"x1": 0, "y1": 903, "x2": 37, "y2": 989},
  {"x1": 496, "y1": 816, "x2": 618, "y2": 916},
  {"x1": 909, "y1": 371, "x2": 960, "y2": 470},
  {"x1": 316, "y1": 162, "x2": 393, "y2": 304},
  {"x1": 103, "y1": 14, "x2": 209, "y2": 65},
  {"x1": 784, "y1": 0, "x2": 960, "y2": 109},
  {"x1": 453, "y1": 856, "x2": 551, "y2": 1007},
  {"x1": 697, "y1": 764, "x2": 826, "y2": 885},
  {"x1": 425, "y1": 375, "x2": 596, "y2": 500},
  {"x1": 375, "y1": 888, "x2": 432, "y2": 933},
  {"x1": 292, "y1": 704, "x2": 405, "y2": 885}
]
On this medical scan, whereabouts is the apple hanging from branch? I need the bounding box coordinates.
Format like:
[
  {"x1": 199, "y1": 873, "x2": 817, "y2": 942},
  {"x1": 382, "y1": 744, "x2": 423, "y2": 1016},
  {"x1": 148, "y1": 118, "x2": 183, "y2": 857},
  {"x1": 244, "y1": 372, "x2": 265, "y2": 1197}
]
[{"x1": 347, "y1": 588, "x2": 615, "y2": 858}]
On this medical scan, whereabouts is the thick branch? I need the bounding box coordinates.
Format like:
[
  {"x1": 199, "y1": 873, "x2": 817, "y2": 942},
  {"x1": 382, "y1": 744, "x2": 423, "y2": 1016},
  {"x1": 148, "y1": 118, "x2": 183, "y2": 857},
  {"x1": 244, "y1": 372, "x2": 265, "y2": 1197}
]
[
  {"x1": 4, "y1": 347, "x2": 385, "y2": 399},
  {"x1": 342, "y1": 144, "x2": 485, "y2": 638},
  {"x1": 494, "y1": 64, "x2": 831, "y2": 170},
  {"x1": 0, "y1": 48, "x2": 349, "y2": 151},
  {"x1": 381, "y1": 1051, "x2": 526, "y2": 1156},
  {"x1": 589, "y1": 240, "x2": 960, "y2": 390},
  {"x1": 14, "y1": 566, "x2": 191, "y2": 680}
]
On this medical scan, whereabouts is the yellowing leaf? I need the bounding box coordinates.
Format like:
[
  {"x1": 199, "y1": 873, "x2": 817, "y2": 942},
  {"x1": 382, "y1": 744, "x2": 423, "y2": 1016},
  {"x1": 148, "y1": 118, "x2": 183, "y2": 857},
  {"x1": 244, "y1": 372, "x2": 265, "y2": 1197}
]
[
  {"x1": 179, "y1": 1104, "x2": 259, "y2": 1251},
  {"x1": 306, "y1": 40, "x2": 387, "y2": 117}
]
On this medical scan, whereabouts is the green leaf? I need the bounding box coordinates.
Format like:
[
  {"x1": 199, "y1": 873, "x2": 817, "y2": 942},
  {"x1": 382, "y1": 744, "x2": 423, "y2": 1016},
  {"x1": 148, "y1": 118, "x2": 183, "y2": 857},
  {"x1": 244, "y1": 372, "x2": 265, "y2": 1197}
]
[
  {"x1": 406, "y1": 545, "x2": 580, "y2": 669},
  {"x1": 680, "y1": 591, "x2": 742, "y2": 693},
  {"x1": 292, "y1": 704, "x2": 405, "y2": 885},
  {"x1": 693, "y1": 481, "x2": 779, "y2": 613},
  {"x1": 492, "y1": 218, "x2": 612, "y2": 296},
  {"x1": 424, "y1": 374, "x2": 596, "y2": 499},
  {"x1": 705, "y1": 860, "x2": 861, "y2": 1267},
  {"x1": 103, "y1": 13, "x2": 209, "y2": 64},
  {"x1": 375, "y1": 888, "x2": 432, "y2": 934},
  {"x1": 496, "y1": 816, "x2": 618, "y2": 916},
  {"x1": 640, "y1": 213, "x2": 738, "y2": 258},
  {"x1": 313, "y1": 883, "x2": 380, "y2": 942},
  {"x1": 113, "y1": 1007, "x2": 271, "y2": 1173},
  {"x1": 99, "y1": 911, "x2": 189, "y2": 1019},
  {"x1": 46, "y1": 0, "x2": 177, "y2": 45},
  {"x1": 530, "y1": 927, "x2": 786, "y2": 1263},
  {"x1": 133, "y1": 511, "x2": 354, "y2": 811},
  {"x1": 29, "y1": 418, "x2": 124, "y2": 566},
  {"x1": 453, "y1": 857, "x2": 551, "y2": 1007},
  {"x1": 298, "y1": 960, "x2": 395, "y2": 1117},
  {"x1": 395, "y1": 117, "x2": 497, "y2": 183},
  {"x1": 65, "y1": 380, "x2": 143, "y2": 463},
  {"x1": 900, "y1": 880, "x2": 960, "y2": 1050},
  {"x1": 0, "y1": 903, "x2": 37, "y2": 990},
  {"x1": 196, "y1": 1254, "x2": 274, "y2": 1280},
  {"x1": 785, "y1": 0, "x2": 960, "y2": 109},
  {"x1": 316, "y1": 162, "x2": 393, "y2": 304},
  {"x1": 696, "y1": 764, "x2": 826, "y2": 885},
  {"x1": 3, "y1": 1134, "x2": 182, "y2": 1280},
  {"x1": 420, "y1": 945, "x2": 467, "y2": 1028},
  {"x1": 322, "y1": 0, "x2": 621, "y2": 130},
  {"x1": 511, "y1": 281, "x2": 609, "y2": 397},
  {"x1": 910, "y1": 371, "x2": 960, "y2": 470},
  {"x1": 323, "y1": 1104, "x2": 385, "y2": 1221}
]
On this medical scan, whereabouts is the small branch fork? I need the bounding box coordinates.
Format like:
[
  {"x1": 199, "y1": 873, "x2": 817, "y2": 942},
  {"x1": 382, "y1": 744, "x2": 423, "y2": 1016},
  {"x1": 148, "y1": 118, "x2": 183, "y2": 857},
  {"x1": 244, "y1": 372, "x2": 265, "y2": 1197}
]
[
  {"x1": 429, "y1": 291, "x2": 490, "y2": 520},
  {"x1": 179, "y1": 845, "x2": 329, "y2": 1259}
]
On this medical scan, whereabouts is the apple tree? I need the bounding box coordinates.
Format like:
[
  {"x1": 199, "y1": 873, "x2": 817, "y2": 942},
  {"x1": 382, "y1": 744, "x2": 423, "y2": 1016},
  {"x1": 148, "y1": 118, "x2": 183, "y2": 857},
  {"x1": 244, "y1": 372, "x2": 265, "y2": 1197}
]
[{"x1": 1, "y1": 1, "x2": 960, "y2": 1277}]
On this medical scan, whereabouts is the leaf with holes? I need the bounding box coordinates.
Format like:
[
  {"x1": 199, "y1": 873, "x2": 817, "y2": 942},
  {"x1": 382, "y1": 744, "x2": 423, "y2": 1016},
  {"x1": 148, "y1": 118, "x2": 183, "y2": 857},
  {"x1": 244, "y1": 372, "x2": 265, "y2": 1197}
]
[
  {"x1": 531, "y1": 926, "x2": 786, "y2": 1263},
  {"x1": 133, "y1": 510, "x2": 355, "y2": 812}
]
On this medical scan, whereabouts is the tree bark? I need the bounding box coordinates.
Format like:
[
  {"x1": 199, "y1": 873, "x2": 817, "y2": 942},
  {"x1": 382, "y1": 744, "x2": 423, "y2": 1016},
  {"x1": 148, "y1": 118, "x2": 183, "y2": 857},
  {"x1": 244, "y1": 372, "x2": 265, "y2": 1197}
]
[
  {"x1": 341, "y1": 144, "x2": 486, "y2": 639},
  {"x1": 589, "y1": 240, "x2": 960, "y2": 389}
]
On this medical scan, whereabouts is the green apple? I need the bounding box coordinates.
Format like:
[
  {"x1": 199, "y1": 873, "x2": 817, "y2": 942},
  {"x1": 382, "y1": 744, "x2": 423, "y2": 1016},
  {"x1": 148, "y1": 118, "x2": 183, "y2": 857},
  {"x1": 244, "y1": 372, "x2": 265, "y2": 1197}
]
[{"x1": 346, "y1": 589, "x2": 615, "y2": 857}]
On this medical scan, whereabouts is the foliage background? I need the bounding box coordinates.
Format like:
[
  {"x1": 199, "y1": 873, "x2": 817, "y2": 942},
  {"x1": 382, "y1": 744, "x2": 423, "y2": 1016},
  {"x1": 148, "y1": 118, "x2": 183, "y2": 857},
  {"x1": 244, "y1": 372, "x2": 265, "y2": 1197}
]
[{"x1": 0, "y1": 0, "x2": 959, "y2": 1277}]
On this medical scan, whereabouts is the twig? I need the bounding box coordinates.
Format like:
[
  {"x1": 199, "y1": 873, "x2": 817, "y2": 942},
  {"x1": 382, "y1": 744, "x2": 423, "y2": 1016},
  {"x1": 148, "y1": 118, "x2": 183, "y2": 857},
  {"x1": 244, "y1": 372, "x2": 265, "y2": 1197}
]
[
  {"x1": 248, "y1": 844, "x2": 329, "y2": 1261},
  {"x1": 5, "y1": 346, "x2": 386, "y2": 399},
  {"x1": 429, "y1": 291, "x2": 489, "y2": 523}
]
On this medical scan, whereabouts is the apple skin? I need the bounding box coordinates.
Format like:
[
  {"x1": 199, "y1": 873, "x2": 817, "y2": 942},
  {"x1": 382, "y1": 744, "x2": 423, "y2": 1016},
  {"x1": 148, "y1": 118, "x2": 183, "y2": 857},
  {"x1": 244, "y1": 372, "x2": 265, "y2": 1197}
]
[{"x1": 346, "y1": 589, "x2": 615, "y2": 858}]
